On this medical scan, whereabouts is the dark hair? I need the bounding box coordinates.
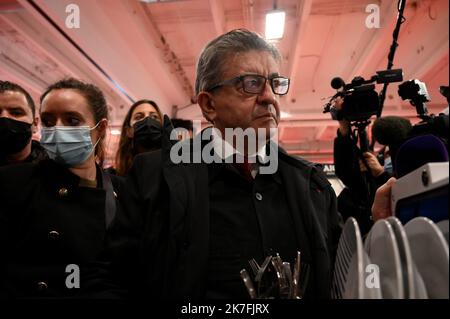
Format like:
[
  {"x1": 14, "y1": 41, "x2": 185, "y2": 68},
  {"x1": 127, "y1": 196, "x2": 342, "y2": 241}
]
[
  {"x1": 40, "y1": 78, "x2": 109, "y2": 166},
  {"x1": 372, "y1": 116, "x2": 413, "y2": 147},
  {"x1": 115, "y1": 99, "x2": 163, "y2": 176},
  {"x1": 0, "y1": 80, "x2": 36, "y2": 117},
  {"x1": 171, "y1": 118, "x2": 193, "y2": 131},
  {"x1": 195, "y1": 29, "x2": 282, "y2": 96},
  {"x1": 372, "y1": 116, "x2": 413, "y2": 162}
]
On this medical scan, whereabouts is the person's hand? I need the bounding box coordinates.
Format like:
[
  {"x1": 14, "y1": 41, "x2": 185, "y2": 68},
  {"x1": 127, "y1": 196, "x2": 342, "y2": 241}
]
[
  {"x1": 331, "y1": 96, "x2": 351, "y2": 136},
  {"x1": 371, "y1": 177, "x2": 396, "y2": 222},
  {"x1": 332, "y1": 96, "x2": 344, "y2": 111},
  {"x1": 359, "y1": 152, "x2": 384, "y2": 177}
]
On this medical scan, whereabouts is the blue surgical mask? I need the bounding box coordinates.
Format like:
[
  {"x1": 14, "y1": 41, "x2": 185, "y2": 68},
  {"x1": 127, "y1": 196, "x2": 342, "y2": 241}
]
[
  {"x1": 40, "y1": 123, "x2": 101, "y2": 167},
  {"x1": 384, "y1": 156, "x2": 393, "y2": 175}
]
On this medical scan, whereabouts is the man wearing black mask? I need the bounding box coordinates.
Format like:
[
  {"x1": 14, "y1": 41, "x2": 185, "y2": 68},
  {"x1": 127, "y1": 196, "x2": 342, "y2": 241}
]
[{"x1": 0, "y1": 81, "x2": 47, "y2": 166}]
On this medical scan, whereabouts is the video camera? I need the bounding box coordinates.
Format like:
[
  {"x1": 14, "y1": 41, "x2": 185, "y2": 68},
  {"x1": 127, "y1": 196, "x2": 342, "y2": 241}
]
[
  {"x1": 398, "y1": 79, "x2": 449, "y2": 145},
  {"x1": 398, "y1": 79, "x2": 431, "y2": 117},
  {"x1": 323, "y1": 69, "x2": 404, "y2": 122}
]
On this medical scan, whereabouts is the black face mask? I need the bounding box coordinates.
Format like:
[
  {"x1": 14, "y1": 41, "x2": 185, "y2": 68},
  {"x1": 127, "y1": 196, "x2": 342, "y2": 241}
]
[
  {"x1": 133, "y1": 117, "x2": 162, "y2": 150},
  {"x1": 0, "y1": 117, "x2": 32, "y2": 155}
]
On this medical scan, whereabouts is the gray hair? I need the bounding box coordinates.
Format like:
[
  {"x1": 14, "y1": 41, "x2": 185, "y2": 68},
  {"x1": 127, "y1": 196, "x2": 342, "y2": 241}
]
[{"x1": 195, "y1": 29, "x2": 282, "y2": 96}]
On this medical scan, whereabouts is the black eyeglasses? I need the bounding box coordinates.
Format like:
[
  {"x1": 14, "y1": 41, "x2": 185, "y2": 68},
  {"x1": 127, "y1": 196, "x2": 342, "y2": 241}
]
[{"x1": 206, "y1": 74, "x2": 290, "y2": 95}]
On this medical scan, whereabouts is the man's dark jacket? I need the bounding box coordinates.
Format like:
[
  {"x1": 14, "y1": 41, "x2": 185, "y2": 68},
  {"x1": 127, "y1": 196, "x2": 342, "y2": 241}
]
[
  {"x1": 333, "y1": 130, "x2": 390, "y2": 234},
  {"x1": 107, "y1": 127, "x2": 342, "y2": 299},
  {"x1": 0, "y1": 140, "x2": 48, "y2": 167}
]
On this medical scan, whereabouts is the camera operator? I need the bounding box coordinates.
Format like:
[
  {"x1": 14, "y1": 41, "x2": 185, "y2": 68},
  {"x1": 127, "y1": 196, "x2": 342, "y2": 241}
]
[
  {"x1": 331, "y1": 97, "x2": 411, "y2": 234},
  {"x1": 371, "y1": 115, "x2": 413, "y2": 174},
  {"x1": 332, "y1": 97, "x2": 396, "y2": 188},
  {"x1": 331, "y1": 96, "x2": 374, "y2": 234}
]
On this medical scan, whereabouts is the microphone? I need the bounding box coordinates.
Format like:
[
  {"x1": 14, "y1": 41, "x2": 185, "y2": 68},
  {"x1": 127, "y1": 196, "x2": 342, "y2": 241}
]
[{"x1": 331, "y1": 77, "x2": 345, "y2": 90}]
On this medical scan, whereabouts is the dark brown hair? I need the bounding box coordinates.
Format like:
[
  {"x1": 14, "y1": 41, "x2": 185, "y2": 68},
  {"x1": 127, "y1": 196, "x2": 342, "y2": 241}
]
[
  {"x1": 0, "y1": 80, "x2": 36, "y2": 117},
  {"x1": 40, "y1": 78, "x2": 109, "y2": 166},
  {"x1": 115, "y1": 99, "x2": 163, "y2": 176}
]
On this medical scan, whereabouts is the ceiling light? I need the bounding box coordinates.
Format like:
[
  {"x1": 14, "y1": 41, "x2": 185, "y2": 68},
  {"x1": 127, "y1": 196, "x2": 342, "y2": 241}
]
[
  {"x1": 110, "y1": 129, "x2": 121, "y2": 135},
  {"x1": 265, "y1": 10, "x2": 286, "y2": 40},
  {"x1": 280, "y1": 111, "x2": 292, "y2": 119}
]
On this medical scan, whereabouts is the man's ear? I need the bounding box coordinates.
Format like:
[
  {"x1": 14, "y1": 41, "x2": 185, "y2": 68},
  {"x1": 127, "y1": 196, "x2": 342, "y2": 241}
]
[
  {"x1": 197, "y1": 91, "x2": 217, "y2": 123},
  {"x1": 31, "y1": 117, "x2": 38, "y2": 134}
]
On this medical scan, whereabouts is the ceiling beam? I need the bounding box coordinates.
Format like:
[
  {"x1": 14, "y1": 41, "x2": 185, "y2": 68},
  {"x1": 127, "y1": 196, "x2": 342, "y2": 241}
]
[
  {"x1": 279, "y1": 120, "x2": 337, "y2": 128},
  {"x1": 0, "y1": 52, "x2": 48, "y2": 90},
  {"x1": 314, "y1": 125, "x2": 328, "y2": 140},
  {"x1": 343, "y1": 0, "x2": 398, "y2": 81},
  {"x1": 193, "y1": 105, "x2": 442, "y2": 128},
  {"x1": 241, "y1": 0, "x2": 254, "y2": 31},
  {"x1": 135, "y1": 0, "x2": 195, "y2": 102},
  {"x1": 288, "y1": 150, "x2": 333, "y2": 155},
  {"x1": 0, "y1": 52, "x2": 46, "y2": 95},
  {"x1": 0, "y1": 0, "x2": 23, "y2": 12},
  {"x1": 278, "y1": 111, "x2": 440, "y2": 128},
  {"x1": 16, "y1": 0, "x2": 133, "y2": 108},
  {"x1": 0, "y1": 14, "x2": 78, "y2": 82},
  {"x1": 208, "y1": 0, "x2": 226, "y2": 36},
  {"x1": 408, "y1": 40, "x2": 449, "y2": 80},
  {"x1": 287, "y1": 0, "x2": 312, "y2": 80}
]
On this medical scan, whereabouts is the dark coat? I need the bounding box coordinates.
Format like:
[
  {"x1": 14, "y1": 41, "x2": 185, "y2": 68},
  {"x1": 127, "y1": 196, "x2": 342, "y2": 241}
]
[
  {"x1": 0, "y1": 159, "x2": 123, "y2": 298},
  {"x1": 109, "y1": 132, "x2": 342, "y2": 299},
  {"x1": 333, "y1": 130, "x2": 390, "y2": 235},
  {"x1": 0, "y1": 140, "x2": 48, "y2": 167},
  {"x1": 334, "y1": 130, "x2": 390, "y2": 191}
]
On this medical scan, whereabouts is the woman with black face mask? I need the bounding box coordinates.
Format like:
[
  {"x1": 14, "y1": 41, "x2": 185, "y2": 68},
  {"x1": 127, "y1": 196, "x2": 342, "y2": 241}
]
[
  {"x1": 0, "y1": 78, "x2": 123, "y2": 298},
  {"x1": 112, "y1": 99, "x2": 164, "y2": 176}
]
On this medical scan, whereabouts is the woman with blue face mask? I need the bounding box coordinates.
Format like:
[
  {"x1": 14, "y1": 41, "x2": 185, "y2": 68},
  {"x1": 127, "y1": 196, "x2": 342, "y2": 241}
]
[{"x1": 0, "y1": 78, "x2": 122, "y2": 298}]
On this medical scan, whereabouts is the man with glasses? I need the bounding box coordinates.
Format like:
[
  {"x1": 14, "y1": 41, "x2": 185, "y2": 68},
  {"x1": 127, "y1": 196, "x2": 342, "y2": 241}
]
[
  {"x1": 104, "y1": 29, "x2": 341, "y2": 300},
  {"x1": 206, "y1": 74, "x2": 290, "y2": 96}
]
